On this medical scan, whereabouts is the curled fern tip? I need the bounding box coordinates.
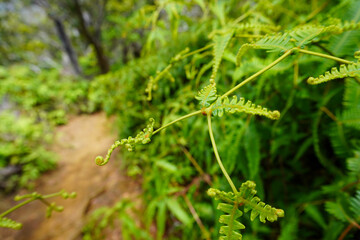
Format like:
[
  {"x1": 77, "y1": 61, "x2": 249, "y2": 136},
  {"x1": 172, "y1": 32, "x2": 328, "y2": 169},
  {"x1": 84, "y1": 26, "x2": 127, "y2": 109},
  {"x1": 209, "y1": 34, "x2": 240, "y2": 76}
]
[{"x1": 95, "y1": 156, "x2": 105, "y2": 166}]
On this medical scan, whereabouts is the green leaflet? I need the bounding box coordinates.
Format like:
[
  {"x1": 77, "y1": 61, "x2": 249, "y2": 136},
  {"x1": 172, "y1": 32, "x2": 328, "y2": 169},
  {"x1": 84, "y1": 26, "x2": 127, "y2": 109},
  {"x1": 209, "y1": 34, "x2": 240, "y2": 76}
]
[
  {"x1": 95, "y1": 118, "x2": 155, "y2": 166},
  {"x1": 307, "y1": 62, "x2": 360, "y2": 85},
  {"x1": 208, "y1": 181, "x2": 284, "y2": 240},
  {"x1": 195, "y1": 82, "x2": 217, "y2": 107},
  {"x1": 211, "y1": 95, "x2": 280, "y2": 120},
  {"x1": 236, "y1": 33, "x2": 292, "y2": 65},
  {"x1": 211, "y1": 31, "x2": 234, "y2": 81},
  {"x1": 0, "y1": 217, "x2": 22, "y2": 230}
]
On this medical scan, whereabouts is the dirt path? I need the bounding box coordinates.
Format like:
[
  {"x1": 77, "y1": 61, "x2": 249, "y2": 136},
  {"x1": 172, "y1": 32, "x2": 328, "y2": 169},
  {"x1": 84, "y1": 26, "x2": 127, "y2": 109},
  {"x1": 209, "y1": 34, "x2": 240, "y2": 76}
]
[{"x1": 0, "y1": 113, "x2": 141, "y2": 240}]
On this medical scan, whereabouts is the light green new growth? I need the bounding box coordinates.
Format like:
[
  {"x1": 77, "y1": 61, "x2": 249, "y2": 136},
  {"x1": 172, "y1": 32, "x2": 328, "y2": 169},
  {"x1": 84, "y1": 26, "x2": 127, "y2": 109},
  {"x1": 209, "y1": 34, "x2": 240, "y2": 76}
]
[
  {"x1": 0, "y1": 217, "x2": 22, "y2": 230},
  {"x1": 96, "y1": 118, "x2": 155, "y2": 166},
  {"x1": 0, "y1": 190, "x2": 76, "y2": 230},
  {"x1": 236, "y1": 33, "x2": 292, "y2": 65},
  {"x1": 195, "y1": 82, "x2": 217, "y2": 107},
  {"x1": 208, "y1": 181, "x2": 284, "y2": 240},
  {"x1": 211, "y1": 31, "x2": 234, "y2": 81},
  {"x1": 210, "y1": 95, "x2": 280, "y2": 120},
  {"x1": 307, "y1": 62, "x2": 360, "y2": 85},
  {"x1": 236, "y1": 21, "x2": 360, "y2": 65},
  {"x1": 234, "y1": 22, "x2": 280, "y2": 35}
]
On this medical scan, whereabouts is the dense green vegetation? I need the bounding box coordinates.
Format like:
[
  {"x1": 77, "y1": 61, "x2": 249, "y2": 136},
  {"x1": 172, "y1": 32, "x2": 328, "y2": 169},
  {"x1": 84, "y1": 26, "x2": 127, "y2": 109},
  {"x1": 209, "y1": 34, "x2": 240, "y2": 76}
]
[{"x1": 1, "y1": 0, "x2": 360, "y2": 239}]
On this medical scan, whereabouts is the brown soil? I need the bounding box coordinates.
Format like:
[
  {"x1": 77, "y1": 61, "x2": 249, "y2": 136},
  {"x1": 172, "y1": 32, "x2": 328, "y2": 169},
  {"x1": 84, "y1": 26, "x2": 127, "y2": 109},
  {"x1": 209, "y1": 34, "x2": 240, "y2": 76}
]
[{"x1": 0, "y1": 112, "x2": 141, "y2": 240}]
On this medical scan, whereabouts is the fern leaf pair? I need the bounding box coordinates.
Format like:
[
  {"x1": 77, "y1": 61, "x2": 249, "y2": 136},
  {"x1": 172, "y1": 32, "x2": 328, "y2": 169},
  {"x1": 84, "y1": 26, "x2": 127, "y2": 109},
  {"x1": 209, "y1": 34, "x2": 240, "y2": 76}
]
[
  {"x1": 208, "y1": 181, "x2": 284, "y2": 240},
  {"x1": 96, "y1": 118, "x2": 155, "y2": 166},
  {"x1": 307, "y1": 62, "x2": 360, "y2": 85},
  {"x1": 195, "y1": 84, "x2": 280, "y2": 120}
]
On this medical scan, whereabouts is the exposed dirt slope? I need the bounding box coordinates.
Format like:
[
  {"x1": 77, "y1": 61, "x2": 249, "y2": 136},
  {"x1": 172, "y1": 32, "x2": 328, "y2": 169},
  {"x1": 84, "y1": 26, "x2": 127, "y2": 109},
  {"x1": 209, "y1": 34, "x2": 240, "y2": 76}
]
[{"x1": 0, "y1": 113, "x2": 141, "y2": 240}]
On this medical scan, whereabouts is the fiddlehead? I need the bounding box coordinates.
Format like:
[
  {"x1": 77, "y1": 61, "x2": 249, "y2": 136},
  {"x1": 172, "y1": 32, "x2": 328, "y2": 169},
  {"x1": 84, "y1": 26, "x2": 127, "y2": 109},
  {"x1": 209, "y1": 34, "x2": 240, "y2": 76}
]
[
  {"x1": 208, "y1": 181, "x2": 284, "y2": 240},
  {"x1": 96, "y1": 118, "x2": 155, "y2": 166}
]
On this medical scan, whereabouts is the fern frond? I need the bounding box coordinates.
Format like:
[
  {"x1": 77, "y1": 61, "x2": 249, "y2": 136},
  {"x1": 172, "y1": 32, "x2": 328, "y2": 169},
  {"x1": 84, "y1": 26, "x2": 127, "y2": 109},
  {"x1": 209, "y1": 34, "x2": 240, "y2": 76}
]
[
  {"x1": 210, "y1": 95, "x2": 280, "y2": 120},
  {"x1": 195, "y1": 82, "x2": 217, "y2": 107},
  {"x1": 341, "y1": 108, "x2": 360, "y2": 130},
  {"x1": 218, "y1": 203, "x2": 245, "y2": 240},
  {"x1": 325, "y1": 202, "x2": 349, "y2": 222},
  {"x1": 96, "y1": 118, "x2": 155, "y2": 165},
  {"x1": 208, "y1": 181, "x2": 284, "y2": 240},
  {"x1": 307, "y1": 62, "x2": 360, "y2": 84},
  {"x1": 0, "y1": 217, "x2": 22, "y2": 230},
  {"x1": 289, "y1": 25, "x2": 335, "y2": 47},
  {"x1": 344, "y1": 79, "x2": 360, "y2": 108},
  {"x1": 211, "y1": 31, "x2": 234, "y2": 81},
  {"x1": 347, "y1": 151, "x2": 360, "y2": 177},
  {"x1": 237, "y1": 181, "x2": 284, "y2": 223},
  {"x1": 236, "y1": 33, "x2": 292, "y2": 65},
  {"x1": 338, "y1": 20, "x2": 360, "y2": 33},
  {"x1": 350, "y1": 190, "x2": 360, "y2": 217}
]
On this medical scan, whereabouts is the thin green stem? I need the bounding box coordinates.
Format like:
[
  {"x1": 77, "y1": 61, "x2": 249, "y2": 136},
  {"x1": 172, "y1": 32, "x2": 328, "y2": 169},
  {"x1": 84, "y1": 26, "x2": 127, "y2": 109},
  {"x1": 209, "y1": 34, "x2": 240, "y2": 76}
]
[
  {"x1": 298, "y1": 49, "x2": 353, "y2": 64},
  {"x1": 0, "y1": 192, "x2": 63, "y2": 218},
  {"x1": 0, "y1": 199, "x2": 35, "y2": 218},
  {"x1": 207, "y1": 114, "x2": 238, "y2": 194},
  {"x1": 181, "y1": 44, "x2": 214, "y2": 59},
  {"x1": 153, "y1": 110, "x2": 202, "y2": 135},
  {"x1": 221, "y1": 50, "x2": 293, "y2": 99}
]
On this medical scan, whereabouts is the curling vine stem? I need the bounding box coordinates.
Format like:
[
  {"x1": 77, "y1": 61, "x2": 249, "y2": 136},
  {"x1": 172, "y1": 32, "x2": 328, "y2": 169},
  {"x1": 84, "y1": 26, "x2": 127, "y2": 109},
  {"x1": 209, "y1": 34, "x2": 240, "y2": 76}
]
[{"x1": 207, "y1": 114, "x2": 238, "y2": 194}]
